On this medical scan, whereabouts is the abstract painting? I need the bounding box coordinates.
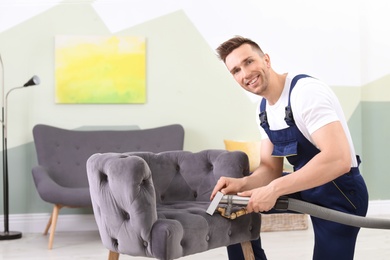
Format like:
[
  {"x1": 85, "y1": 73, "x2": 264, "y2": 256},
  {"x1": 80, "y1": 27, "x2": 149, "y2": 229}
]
[{"x1": 55, "y1": 35, "x2": 146, "y2": 104}]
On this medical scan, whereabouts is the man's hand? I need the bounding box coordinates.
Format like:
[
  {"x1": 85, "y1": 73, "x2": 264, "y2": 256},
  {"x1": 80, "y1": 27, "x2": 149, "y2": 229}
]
[
  {"x1": 238, "y1": 184, "x2": 278, "y2": 213},
  {"x1": 210, "y1": 176, "x2": 245, "y2": 200}
]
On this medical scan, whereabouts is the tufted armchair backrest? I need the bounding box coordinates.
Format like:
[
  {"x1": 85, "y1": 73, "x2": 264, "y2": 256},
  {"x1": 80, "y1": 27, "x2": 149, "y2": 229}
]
[
  {"x1": 32, "y1": 124, "x2": 184, "y2": 188},
  {"x1": 127, "y1": 150, "x2": 250, "y2": 203}
]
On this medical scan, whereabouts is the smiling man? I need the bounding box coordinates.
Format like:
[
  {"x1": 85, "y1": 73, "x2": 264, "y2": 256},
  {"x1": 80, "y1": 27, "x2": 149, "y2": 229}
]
[{"x1": 211, "y1": 36, "x2": 369, "y2": 260}]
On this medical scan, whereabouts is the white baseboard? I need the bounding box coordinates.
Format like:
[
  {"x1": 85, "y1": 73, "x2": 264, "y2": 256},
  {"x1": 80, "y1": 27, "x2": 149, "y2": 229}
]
[
  {"x1": 367, "y1": 200, "x2": 390, "y2": 216},
  {"x1": 1, "y1": 200, "x2": 389, "y2": 234},
  {"x1": 0, "y1": 213, "x2": 98, "y2": 234}
]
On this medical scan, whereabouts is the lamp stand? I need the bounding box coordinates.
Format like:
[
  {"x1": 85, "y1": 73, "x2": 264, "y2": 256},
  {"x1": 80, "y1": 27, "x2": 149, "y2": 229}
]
[
  {"x1": 0, "y1": 105, "x2": 22, "y2": 240},
  {"x1": 0, "y1": 54, "x2": 39, "y2": 240}
]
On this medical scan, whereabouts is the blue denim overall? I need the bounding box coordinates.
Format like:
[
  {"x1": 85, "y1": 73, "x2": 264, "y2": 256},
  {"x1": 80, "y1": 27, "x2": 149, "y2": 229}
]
[{"x1": 259, "y1": 74, "x2": 369, "y2": 260}]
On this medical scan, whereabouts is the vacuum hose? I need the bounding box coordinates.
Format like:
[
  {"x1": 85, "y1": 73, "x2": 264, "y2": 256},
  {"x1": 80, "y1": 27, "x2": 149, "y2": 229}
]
[
  {"x1": 277, "y1": 197, "x2": 390, "y2": 229},
  {"x1": 217, "y1": 193, "x2": 390, "y2": 229}
]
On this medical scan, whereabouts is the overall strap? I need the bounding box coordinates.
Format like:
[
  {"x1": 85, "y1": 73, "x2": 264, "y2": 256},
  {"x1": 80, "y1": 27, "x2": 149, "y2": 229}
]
[
  {"x1": 259, "y1": 74, "x2": 311, "y2": 128},
  {"x1": 259, "y1": 98, "x2": 268, "y2": 129},
  {"x1": 287, "y1": 74, "x2": 311, "y2": 107},
  {"x1": 285, "y1": 74, "x2": 311, "y2": 126}
]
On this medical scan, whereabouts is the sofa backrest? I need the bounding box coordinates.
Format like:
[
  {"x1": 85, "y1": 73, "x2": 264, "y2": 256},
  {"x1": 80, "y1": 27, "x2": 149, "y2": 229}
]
[
  {"x1": 32, "y1": 124, "x2": 184, "y2": 188},
  {"x1": 120, "y1": 150, "x2": 250, "y2": 202}
]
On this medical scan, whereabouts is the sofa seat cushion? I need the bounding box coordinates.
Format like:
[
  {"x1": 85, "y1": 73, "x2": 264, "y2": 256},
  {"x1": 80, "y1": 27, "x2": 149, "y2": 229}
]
[{"x1": 151, "y1": 201, "x2": 260, "y2": 259}]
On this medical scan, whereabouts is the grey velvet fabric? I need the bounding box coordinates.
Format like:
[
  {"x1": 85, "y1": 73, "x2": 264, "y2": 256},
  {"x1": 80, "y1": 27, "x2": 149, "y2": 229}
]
[
  {"x1": 87, "y1": 150, "x2": 261, "y2": 260},
  {"x1": 31, "y1": 124, "x2": 185, "y2": 207}
]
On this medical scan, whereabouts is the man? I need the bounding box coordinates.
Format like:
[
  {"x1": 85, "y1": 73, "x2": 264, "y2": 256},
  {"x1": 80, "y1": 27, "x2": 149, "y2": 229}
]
[{"x1": 211, "y1": 36, "x2": 369, "y2": 260}]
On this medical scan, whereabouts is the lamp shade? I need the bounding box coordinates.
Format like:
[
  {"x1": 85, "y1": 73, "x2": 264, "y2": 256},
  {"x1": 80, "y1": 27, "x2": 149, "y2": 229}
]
[{"x1": 23, "y1": 75, "x2": 40, "y2": 87}]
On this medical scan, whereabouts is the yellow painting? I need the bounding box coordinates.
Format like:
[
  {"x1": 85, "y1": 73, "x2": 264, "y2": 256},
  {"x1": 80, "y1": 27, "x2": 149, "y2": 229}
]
[{"x1": 55, "y1": 35, "x2": 146, "y2": 104}]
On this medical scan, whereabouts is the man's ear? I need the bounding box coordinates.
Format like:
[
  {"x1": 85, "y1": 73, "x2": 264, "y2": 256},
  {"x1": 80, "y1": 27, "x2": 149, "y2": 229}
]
[{"x1": 264, "y1": 54, "x2": 271, "y2": 68}]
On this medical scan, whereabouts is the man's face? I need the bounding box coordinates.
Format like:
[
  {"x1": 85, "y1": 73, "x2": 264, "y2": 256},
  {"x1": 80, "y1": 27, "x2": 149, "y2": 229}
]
[{"x1": 225, "y1": 44, "x2": 270, "y2": 96}]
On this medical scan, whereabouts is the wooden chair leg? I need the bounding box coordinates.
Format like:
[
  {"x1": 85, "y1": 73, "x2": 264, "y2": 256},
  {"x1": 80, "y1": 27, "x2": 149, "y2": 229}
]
[
  {"x1": 43, "y1": 212, "x2": 53, "y2": 235},
  {"x1": 108, "y1": 250, "x2": 120, "y2": 260},
  {"x1": 46, "y1": 204, "x2": 63, "y2": 250},
  {"x1": 241, "y1": 240, "x2": 255, "y2": 260}
]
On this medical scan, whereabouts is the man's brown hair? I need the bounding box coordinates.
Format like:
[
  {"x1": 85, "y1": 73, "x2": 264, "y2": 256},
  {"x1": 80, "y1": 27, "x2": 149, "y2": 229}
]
[{"x1": 216, "y1": 36, "x2": 264, "y2": 63}]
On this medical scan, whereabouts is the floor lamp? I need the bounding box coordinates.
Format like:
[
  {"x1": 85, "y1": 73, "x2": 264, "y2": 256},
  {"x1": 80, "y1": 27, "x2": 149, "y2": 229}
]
[{"x1": 0, "y1": 54, "x2": 40, "y2": 240}]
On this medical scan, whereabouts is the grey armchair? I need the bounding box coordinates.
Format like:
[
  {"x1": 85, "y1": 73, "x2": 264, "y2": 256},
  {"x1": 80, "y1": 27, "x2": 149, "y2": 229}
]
[
  {"x1": 87, "y1": 150, "x2": 261, "y2": 260},
  {"x1": 32, "y1": 124, "x2": 184, "y2": 249}
]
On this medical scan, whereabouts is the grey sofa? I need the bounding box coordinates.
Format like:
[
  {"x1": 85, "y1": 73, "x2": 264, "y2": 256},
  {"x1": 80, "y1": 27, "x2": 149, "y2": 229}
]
[
  {"x1": 87, "y1": 150, "x2": 261, "y2": 260},
  {"x1": 32, "y1": 124, "x2": 185, "y2": 249}
]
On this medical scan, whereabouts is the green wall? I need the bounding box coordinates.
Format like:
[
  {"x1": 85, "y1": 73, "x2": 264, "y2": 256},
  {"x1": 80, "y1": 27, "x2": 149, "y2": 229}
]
[
  {"x1": 361, "y1": 102, "x2": 390, "y2": 199},
  {"x1": 346, "y1": 101, "x2": 390, "y2": 200}
]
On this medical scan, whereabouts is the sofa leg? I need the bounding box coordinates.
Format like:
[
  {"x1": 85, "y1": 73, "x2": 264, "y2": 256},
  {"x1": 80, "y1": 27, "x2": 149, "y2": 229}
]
[
  {"x1": 108, "y1": 250, "x2": 120, "y2": 260},
  {"x1": 43, "y1": 212, "x2": 53, "y2": 235},
  {"x1": 241, "y1": 241, "x2": 255, "y2": 260},
  {"x1": 44, "y1": 204, "x2": 63, "y2": 250}
]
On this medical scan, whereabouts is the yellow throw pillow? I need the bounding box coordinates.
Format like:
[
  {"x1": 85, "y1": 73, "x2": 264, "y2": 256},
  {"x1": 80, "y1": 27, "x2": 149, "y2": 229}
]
[{"x1": 224, "y1": 140, "x2": 261, "y2": 172}]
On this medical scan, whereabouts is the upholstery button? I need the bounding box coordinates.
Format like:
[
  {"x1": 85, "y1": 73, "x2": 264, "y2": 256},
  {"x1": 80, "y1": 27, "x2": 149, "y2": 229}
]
[
  {"x1": 193, "y1": 191, "x2": 197, "y2": 198},
  {"x1": 99, "y1": 171, "x2": 108, "y2": 182},
  {"x1": 143, "y1": 241, "x2": 148, "y2": 247},
  {"x1": 228, "y1": 230, "x2": 232, "y2": 236},
  {"x1": 176, "y1": 165, "x2": 180, "y2": 171},
  {"x1": 350, "y1": 190, "x2": 355, "y2": 195},
  {"x1": 205, "y1": 235, "x2": 210, "y2": 241},
  {"x1": 161, "y1": 195, "x2": 165, "y2": 201},
  {"x1": 249, "y1": 225, "x2": 253, "y2": 231}
]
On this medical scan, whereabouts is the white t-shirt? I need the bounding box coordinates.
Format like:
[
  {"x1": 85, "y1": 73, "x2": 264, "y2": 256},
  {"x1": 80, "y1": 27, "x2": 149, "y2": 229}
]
[{"x1": 257, "y1": 73, "x2": 358, "y2": 167}]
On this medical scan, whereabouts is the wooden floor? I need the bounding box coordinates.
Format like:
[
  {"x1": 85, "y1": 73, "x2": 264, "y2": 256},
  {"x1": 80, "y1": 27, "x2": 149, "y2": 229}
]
[{"x1": 1, "y1": 220, "x2": 389, "y2": 259}]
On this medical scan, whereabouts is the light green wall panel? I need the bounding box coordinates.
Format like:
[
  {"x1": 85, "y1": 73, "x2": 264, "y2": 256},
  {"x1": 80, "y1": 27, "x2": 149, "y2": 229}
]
[
  {"x1": 348, "y1": 103, "x2": 363, "y2": 167},
  {"x1": 361, "y1": 102, "x2": 390, "y2": 200}
]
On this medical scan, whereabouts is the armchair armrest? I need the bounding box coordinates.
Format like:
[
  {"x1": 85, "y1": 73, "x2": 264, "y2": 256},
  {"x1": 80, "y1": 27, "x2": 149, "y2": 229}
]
[{"x1": 87, "y1": 153, "x2": 158, "y2": 256}]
